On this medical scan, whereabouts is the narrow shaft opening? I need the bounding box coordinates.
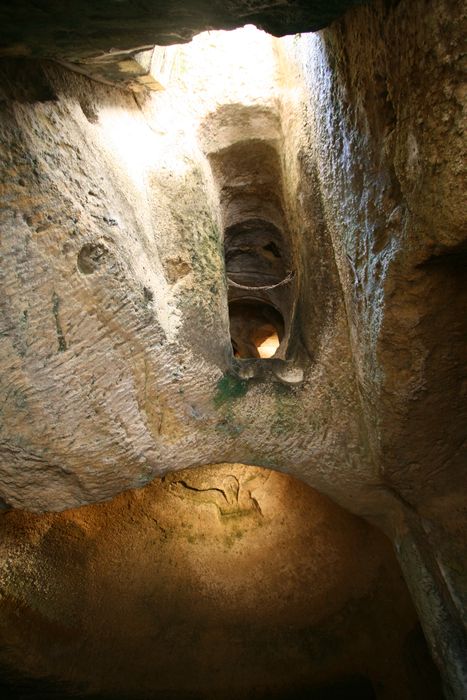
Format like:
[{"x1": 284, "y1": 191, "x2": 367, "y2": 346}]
[
  {"x1": 223, "y1": 218, "x2": 292, "y2": 360},
  {"x1": 229, "y1": 300, "x2": 284, "y2": 358}
]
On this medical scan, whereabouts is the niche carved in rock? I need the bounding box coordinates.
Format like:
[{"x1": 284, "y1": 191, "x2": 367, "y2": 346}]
[{"x1": 205, "y1": 135, "x2": 301, "y2": 369}]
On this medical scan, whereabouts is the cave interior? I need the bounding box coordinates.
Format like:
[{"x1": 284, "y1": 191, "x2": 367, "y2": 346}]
[{"x1": 0, "y1": 1, "x2": 465, "y2": 699}]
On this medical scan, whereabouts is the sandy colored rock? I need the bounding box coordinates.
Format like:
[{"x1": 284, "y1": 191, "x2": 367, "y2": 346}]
[{"x1": 0, "y1": 465, "x2": 441, "y2": 699}]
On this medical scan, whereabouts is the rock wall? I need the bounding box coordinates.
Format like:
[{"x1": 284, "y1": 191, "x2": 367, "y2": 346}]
[
  {"x1": 0, "y1": 30, "x2": 380, "y2": 519},
  {"x1": 0, "y1": 465, "x2": 440, "y2": 699},
  {"x1": 291, "y1": 0, "x2": 466, "y2": 534},
  {"x1": 280, "y1": 0, "x2": 466, "y2": 695}
]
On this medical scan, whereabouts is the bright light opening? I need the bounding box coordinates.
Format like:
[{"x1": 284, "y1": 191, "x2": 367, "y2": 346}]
[
  {"x1": 229, "y1": 300, "x2": 284, "y2": 359},
  {"x1": 257, "y1": 330, "x2": 280, "y2": 358}
]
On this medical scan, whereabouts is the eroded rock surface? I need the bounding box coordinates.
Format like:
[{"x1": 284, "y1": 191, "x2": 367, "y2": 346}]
[
  {"x1": 0, "y1": 1, "x2": 363, "y2": 60},
  {"x1": 0, "y1": 30, "x2": 376, "y2": 517},
  {"x1": 0, "y1": 465, "x2": 441, "y2": 699}
]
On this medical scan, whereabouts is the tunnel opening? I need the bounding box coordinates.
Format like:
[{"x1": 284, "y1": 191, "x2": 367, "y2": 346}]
[
  {"x1": 206, "y1": 134, "x2": 297, "y2": 363},
  {"x1": 229, "y1": 299, "x2": 284, "y2": 358},
  {"x1": 224, "y1": 218, "x2": 291, "y2": 359}
]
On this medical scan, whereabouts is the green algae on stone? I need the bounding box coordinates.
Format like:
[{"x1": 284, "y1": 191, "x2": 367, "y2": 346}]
[{"x1": 214, "y1": 373, "x2": 249, "y2": 407}]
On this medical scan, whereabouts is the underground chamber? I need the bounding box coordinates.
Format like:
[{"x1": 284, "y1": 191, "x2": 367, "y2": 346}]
[
  {"x1": 0, "y1": 464, "x2": 442, "y2": 699},
  {"x1": 0, "y1": 8, "x2": 464, "y2": 700}
]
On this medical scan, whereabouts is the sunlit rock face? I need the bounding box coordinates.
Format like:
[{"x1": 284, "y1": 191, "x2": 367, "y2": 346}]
[
  {"x1": 0, "y1": 27, "x2": 372, "y2": 516},
  {"x1": 0, "y1": 1, "x2": 463, "y2": 519},
  {"x1": 0, "y1": 465, "x2": 441, "y2": 699}
]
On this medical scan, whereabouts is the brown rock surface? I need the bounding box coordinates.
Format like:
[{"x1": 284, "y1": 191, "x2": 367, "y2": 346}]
[{"x1": 0, "y1": 465, "x2": 440, "y2": 699}]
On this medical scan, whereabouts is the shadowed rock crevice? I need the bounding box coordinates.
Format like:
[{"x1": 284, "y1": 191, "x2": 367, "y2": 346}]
[{"x1": 0, "y1": 2, "x2": 365, "y2": 62}]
